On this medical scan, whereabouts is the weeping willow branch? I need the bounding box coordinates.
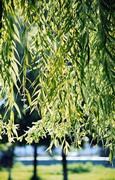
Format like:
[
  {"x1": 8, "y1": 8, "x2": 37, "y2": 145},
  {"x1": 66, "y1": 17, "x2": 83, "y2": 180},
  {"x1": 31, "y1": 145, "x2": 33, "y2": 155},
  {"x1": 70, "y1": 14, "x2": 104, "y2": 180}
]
[{"x1": 0, "y1": 0, "x2": 115, "y2": 162}]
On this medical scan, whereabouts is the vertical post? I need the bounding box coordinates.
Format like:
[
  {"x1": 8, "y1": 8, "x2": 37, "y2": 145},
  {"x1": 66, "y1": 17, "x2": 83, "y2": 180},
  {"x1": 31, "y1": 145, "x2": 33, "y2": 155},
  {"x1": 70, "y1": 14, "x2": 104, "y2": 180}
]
[{"x1": 62, "y1": 147, "x2": 68, "y2": 180}]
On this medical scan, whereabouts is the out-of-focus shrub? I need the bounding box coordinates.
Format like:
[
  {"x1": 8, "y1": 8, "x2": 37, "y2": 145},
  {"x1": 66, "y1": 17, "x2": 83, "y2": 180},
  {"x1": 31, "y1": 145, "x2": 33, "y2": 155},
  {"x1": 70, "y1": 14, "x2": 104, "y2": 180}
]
[{"x1": 68, "y1": 163, "x2": 93, "y2": 174}]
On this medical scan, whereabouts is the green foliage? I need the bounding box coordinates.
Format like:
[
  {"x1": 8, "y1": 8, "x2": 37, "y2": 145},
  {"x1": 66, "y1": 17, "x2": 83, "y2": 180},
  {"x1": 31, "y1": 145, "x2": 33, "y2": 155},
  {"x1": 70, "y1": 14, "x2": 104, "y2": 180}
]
[
  {"x1": 0, "y1": 143, "x2": 12, "y2": 152},
  {"x1": 0, "y1": 0, "x2": 115, "y2": 161},
  {"x1": 68, "y1": 163, "x2": 93, "y2": 174}
]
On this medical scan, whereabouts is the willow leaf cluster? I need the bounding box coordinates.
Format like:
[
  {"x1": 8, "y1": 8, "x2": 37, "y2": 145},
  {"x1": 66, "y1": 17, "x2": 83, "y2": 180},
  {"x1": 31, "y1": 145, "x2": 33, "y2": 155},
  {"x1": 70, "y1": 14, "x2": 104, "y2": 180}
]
[{"x1": 0, "y1": 0, "x2": 115, "y2": 160}]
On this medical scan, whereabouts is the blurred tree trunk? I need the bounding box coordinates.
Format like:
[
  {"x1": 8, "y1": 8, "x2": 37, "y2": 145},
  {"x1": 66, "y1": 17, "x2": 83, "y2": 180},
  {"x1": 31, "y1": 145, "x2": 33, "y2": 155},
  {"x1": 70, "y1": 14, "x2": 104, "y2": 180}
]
[
  {"x1": 8, "y1": 167, "x2": 12, "y2": 180},
  {"x1": 62, "y1": 147, "x2": 68, "y2": 180},
  {"x1": 31, "y1": 143, "x2": 38, "y2": 180},
  {"x1": 7, "y1": 146, "x2": 14, "y2": 180}
]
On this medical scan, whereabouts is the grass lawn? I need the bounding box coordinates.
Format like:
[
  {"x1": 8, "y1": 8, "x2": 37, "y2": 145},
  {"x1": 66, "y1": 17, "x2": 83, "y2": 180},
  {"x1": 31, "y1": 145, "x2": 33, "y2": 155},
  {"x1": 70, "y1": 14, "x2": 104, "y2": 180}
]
[{"x1": 0, "y1": 163, "x2": 115, "y2": 180}]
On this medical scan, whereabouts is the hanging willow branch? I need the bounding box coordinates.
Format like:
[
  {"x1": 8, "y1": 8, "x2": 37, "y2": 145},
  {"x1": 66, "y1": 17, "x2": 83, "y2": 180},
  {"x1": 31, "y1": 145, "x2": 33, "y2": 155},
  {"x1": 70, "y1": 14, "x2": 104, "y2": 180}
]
[{"x1": 0, "y1": 0, "x2": 115, "y2": 161}]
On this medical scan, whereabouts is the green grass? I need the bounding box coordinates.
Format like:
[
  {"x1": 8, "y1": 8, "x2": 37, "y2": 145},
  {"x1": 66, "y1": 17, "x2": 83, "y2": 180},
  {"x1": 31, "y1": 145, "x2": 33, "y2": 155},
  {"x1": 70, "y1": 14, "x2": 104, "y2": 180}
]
[{"x1": 0, "y1": 163, "x2": 115, "y2": 180}]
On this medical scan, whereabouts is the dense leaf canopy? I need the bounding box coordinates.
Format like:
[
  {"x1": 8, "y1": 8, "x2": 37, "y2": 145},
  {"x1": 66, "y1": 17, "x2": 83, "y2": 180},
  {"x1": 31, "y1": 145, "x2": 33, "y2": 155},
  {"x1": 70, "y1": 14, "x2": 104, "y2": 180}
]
[{"x1": 0, "y1": 0, "x2": 115, "y2": 160}]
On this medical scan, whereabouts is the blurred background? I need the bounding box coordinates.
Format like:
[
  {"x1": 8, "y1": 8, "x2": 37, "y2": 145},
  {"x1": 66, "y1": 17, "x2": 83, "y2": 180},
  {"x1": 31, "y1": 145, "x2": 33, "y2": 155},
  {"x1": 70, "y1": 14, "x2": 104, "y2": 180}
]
[{"x1": 0, "y1": 137, "x2": 115, "y2": 180}]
